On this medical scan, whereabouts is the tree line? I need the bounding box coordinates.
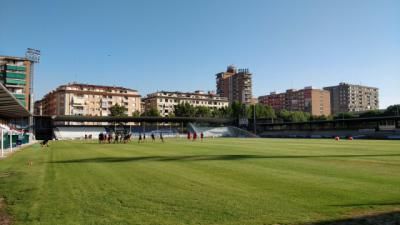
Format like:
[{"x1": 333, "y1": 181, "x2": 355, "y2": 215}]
[{"x1": 109, "y1": 102, "x2": 400, "y2": 123}]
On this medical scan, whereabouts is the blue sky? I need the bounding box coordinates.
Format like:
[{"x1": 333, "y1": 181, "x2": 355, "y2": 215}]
[{"x1": 1, "y1": 0, "x2": 399, "y2": 108}]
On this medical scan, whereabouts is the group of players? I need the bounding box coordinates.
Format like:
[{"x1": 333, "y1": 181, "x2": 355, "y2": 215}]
[
  {"x1": 97, "y1": 132, "x2": 165, "y2": 144},
  {"x1": 187, "y1": 132, "x2": 204, "y2": 141},
  {"x1": 138, "y1": 132, "x2": 164, "y2": 143},
  {"x1": 95, "y1": 131, "x2": 205, "y2": 144},
  {"x1": 98, "y1": 132, "x2": 133, "y2": 144}
]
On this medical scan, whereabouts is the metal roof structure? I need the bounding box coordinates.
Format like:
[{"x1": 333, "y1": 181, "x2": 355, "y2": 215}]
[
  {"x1": 50, "y1": 115, "x2": 234, "y2": 124},
  {"x1": 0, "y1": 82, "x2": 30, "y2": 118}
]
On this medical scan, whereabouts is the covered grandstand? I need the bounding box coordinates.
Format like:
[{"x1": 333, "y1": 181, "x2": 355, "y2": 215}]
[
  {"x1": 34, "y1": 115, "x2": 258, "y2": 140},
  {"x1": 255, "y1": 116, "x2": 400, "y2": 139},
  {"x1": 0, "y1": 82, "x2": 32, "y2": 157}
]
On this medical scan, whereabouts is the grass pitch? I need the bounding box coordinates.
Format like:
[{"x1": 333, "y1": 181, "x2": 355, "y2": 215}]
[{"x1": 0, "y1": 138, "x2": 400, "y2": 225}]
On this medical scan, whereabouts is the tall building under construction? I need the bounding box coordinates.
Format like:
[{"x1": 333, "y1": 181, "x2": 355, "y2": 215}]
[{"x1": 216, "y1": 65, "x2": 252, "y2": 104}]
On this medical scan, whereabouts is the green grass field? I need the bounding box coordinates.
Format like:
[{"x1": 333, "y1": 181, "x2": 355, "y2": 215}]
[{"x1": 0, "y1": 138, "x2": 400, "y2": 225}]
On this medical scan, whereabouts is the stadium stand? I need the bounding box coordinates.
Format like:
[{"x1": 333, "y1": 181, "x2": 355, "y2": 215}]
[
  {"x1": 0, "y1": 82, "x2": 32, "y2": 157},
  {"x1": 54, "y1": 127, "x2": 106, "y2": 140},
  {"x1": 188, "y1": 123, "x2": 257, "y2": 138}
]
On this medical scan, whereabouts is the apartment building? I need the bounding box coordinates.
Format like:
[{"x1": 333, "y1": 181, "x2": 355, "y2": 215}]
[
  {"x1": 323, "y1": 83, "x2": 379, "y2": 114},
  {"x1": 142, "y1": 91, "x2": 229, "y2": 117},
  {"x1": 35, "y1": 83, "x2": 141, "y2": 116},
  {"x1": 258, "y1": 92, "x2": 286, "y2": 111},
  {"x1": 0, "y1": 55, "x2": 33, "y2": 110},
  {"x1": 216, "y1": 65, "x2": 252, "y2": 104},
  {"x1": 258, "y1": 87, "x2": 331, "y2": 116}
]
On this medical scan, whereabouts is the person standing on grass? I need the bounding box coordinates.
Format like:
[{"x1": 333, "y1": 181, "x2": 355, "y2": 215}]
[
  {"x1": 99, "y1": 133, "x2": 103, "y2": 144},
  {"x1": 193, "y1": 132, "x2": 197, "y2": 141},
  {"x1": 138, "y1": 133, "x2": 142, "y2": 143},
  {"x1": 151, "y1": 133, "x2": 155, "y2": 142},
  {"x1": 200, "y1": 132, "x2": 204, "y2": 142},
  {"x1": 160, "y1": 133, "x2": 164, "y2": 143},
  {"x1": 187, "y1": 132, "x2": 191, "y2": 140},
  {"x1": 114, "y1": 133, "x2": 119, "y2": 144},
  {"x1": 143, "y1": 133, "x2": 146, "y2": 142},
  {"x1": 108, "y1": 133, "x2": 112, "y2": 144}
]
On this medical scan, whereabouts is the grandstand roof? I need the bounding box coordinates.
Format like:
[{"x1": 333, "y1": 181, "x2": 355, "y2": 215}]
[
  {"x1": 256, "y1": 115, "x2": 400, "y2": 126},
  {"x1": 0, "y1": 82, "x2": 31, "y2": 118},
  {"x1": 50, "y1": 115, "x2": 234, "y2": 124}
]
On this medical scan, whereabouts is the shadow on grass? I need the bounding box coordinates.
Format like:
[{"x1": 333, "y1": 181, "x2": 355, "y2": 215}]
[
  {"x1": 51, "y1": 153, "x2": 400, "y2": 164},
  {"x1": 306, "y1": 211, "x2": 400, "y2": 225},
  {"x1": 332, "y1": 202, "x2": 400, "y2": 207}
]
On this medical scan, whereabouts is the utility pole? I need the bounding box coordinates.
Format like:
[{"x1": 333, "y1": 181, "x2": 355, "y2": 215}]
[
  {"x1": 253, "y1": 104, "x2": 256, "y2": 134},
  {"x1": 1, "y1": 128, "x2": 3, "y2": 158}
]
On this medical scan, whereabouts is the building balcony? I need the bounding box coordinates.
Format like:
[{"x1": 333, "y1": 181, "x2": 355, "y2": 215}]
[
  {"x1": 6, "y1": 72, "x2": 26, "y2": 79},
  {"x1": 13, "y1": 93, "x2": 26, "y2": 100},
  {"x1": 6, "y1": 65, "x2": 26, "y2": 71},
  {"x1": 5, "y1": 78, "x2": 26, "y2": 86}
]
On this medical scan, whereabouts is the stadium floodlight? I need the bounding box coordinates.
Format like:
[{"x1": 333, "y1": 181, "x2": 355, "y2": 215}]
[
  {"x1": 253, "y1": 104, "x2": 256, "y2": 135},
  {"x1": 1, "y1": 128, "x2": 3, "y2": 157},
  {"x1": 25, "y1": 48, "x2": 41, "y2": 63},
  {"x1": 25, "y1": 48, "x2": 41, "y2": 132}
]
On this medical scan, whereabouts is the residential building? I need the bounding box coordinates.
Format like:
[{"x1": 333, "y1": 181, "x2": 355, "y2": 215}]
[
  {"x1": 0, "y1": 55, "x2": 33, "y2": 111},
  {"x1": 35, "y1": 83, "x2": 141, "y2": 116},
  {"x1": 323, "y1": 83, "x2": 379, "y2": 114},
  {"x1": 216, "y1": 65, "x2": 252, "y2": 104},
  {"x1": 34, "y1": 99, "x2": 44, "y2": 116},
  {"x1": 258, "y1": 87, "x2": 331, "y2": 116},
  {"x1": 258, "y1": 92, "x2": 286, "y2": 111},
  {"x1": 142, "y1": 91, "x2": 229, "y2": 117}
]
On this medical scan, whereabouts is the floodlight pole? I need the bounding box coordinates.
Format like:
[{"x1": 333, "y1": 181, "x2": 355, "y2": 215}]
[
  {"x1": 0, "y1": 130, "x2": 3, "y2": 156},
  {"x1": 10, "y1": 131, "x2": 13, "y2": 152},
  {"x1": 25, "y1": 48, "x2": 40, "y2": 133},
  {"x1": 253, "y1": 104, "x2": 256, "y2": 135}
]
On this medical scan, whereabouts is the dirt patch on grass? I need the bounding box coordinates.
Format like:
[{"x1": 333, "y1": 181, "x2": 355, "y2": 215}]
[{"x1": 0, "y1": 198, "x2": 12, "y2": 225}]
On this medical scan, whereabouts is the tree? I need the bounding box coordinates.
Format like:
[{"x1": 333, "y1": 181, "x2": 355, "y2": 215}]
[
  {"x1": 174, "y1": 103, "x2": 196, "y2": 117},
  {"x1": 195, "y1": 106, "x2": 211, "y2": 117},
  {"x1": 109, "y1": 104, "x2": 127, "y2": 117},
  {"x1": 359, "y1": 110, "x2": 384, "y2": 118},
  {"x1": 291, "y1": 111, "x2": 310, "y2": 122},
  {"x1": 230, "y1": 101, "x2": 242, "y2": 118},
  {"x1": 142, "y1": 107, "x2": 160, "y2": 117},
  {"x1": 263, "y1": 105, "x2": 276, "y2": 119},
  {"x1": 384, "y1": 105, "x2": 400, "y2": 116},
  {"x1": 334, "y1": 112, "x2": 356, "y2": 119},
  {"x1": 132, "y1": 110, "x2": 141, "y2": 117},
  {"x1": 248, "y1": 104, "x2": 276, "y2": 119},
  {"x1": 212, "y1": 107, "x2": 231, "y2": 118},
  {"x1": 278, "y1": 109, "x2": 292, "y2": 121},
  {"x1": 277, "y1": 110, "x2": 310, "y2": 122}
]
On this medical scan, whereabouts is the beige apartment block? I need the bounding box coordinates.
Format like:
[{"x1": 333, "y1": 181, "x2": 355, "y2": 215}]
[
  {"x1": 324, "y1": 83, "x2": 379, "y2": 115},
  {"x1": 35, "y1": 83, "x2": 141, "y2": 116},
  {"x1": 143, "y1": 91, "x2": 229, "y2": 117}
]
